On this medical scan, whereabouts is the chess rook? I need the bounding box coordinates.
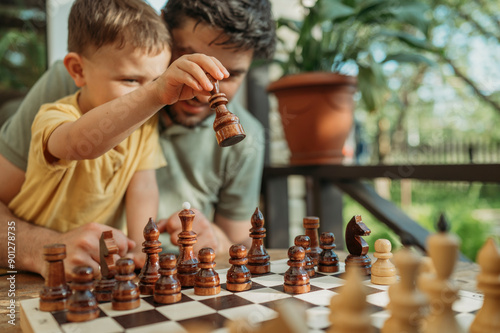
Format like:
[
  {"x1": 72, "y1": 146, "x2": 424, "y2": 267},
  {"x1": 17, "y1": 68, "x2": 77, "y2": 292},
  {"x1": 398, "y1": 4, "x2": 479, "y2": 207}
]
[
  {"x1": 154, "y1": 253, "x2": 182, "y2": 304},
  {"x1": 247, "y1": 207, "x2": 270, "y2": 274},
  {"x1": 176, "y1": 202, "x2": 199, "y2": 287},
  {"x1": 67, "y1": 266, "x2": 99, "y2": 322},
  {"x1": 294, "y1": 235, "x2": 315, "y2": 277},
  {"x1": 112, "y1": 258, "x2": 140, "y2": 310},
  {"x1": 345, "y1": 215, "x2": 372, "y2": 275},
  {"x1": 371, "y1": 239, "x2": 396, "y2": 285},
  {"x1": 318, "y1": 232, "x2": 339, "y2": 273},
  {"x1": 138, "y1": 218, "x2": 162, "y2": 295},
  {"x1": 95, "y1": 230, "x2": 118, "y2": 302},
  {"x1": 194, "y1": 247, "x2": 221, "y2": 296},
  {"x1": 39, "y1": 244, "x2": 70, "y2": 311},
  {"x1": 303, "y1": 216, "x2": 321, "y2": 265},
  {"x1": 283, "y1": 246, "x2": 310, "y2": 294},
  {"x1": 226, "y1": 244, "x2": 252, "y2": 292}
]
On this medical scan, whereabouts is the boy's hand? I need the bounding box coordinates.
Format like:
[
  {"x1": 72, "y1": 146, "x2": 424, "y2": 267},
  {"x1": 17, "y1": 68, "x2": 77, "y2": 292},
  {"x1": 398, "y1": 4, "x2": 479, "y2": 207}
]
[{"x1": 155, "y1": 53, "x2": 229, "y2": 106}]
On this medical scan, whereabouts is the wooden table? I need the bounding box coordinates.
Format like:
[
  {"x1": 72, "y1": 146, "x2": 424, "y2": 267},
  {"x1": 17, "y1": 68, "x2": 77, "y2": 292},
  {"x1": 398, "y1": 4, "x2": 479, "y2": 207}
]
[{"x1": 0, "y1": 249, "x2": 480, "y2": 333}]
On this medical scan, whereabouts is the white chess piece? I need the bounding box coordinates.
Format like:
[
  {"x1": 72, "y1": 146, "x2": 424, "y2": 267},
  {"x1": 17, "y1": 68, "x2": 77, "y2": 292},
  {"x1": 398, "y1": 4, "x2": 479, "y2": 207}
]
[{"x1": 371, "y1": 239, "x2": 396, "y2": 285}]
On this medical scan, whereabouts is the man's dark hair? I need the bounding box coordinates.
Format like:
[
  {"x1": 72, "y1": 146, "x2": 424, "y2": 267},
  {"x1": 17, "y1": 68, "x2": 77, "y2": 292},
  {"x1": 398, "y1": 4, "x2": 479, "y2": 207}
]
[{"x1": 163, "y1": 0, "x2": 276, "y2": 60}]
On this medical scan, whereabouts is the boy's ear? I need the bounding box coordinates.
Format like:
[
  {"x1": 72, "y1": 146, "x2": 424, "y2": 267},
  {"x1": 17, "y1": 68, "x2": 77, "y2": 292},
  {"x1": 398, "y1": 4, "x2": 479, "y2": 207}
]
[{"x1": 64, "y1": 52, "x2": 86, "y2": 87}]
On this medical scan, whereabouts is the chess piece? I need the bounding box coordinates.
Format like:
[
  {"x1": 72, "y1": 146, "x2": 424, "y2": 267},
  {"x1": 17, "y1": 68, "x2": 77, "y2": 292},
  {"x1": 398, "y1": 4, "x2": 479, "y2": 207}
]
[
  {"x1": 382, "y1": 247, "x2": 427, "y2": 333},
  {"x1": 470, "y1": 238, "x2": 500, "y2": 333},
  {"x1": 294, "y1": 235, "x2": 315, "y2": 277},
  {"x1": 95, "y1": 230, "x2": 118, "y2": 302},
  {"x1": 194, "y1": 247, "x2": 221, "y2": 296},
  {"x1": 418, "y1": 214, "x2": 464, "y2": 333},
  {"x1": 328, "y1": 266, "x2": 374, "y2": 333},
  {"x1": 303, "y1": 216, "x2": 321, "y2": 265},
  {"x1": 207, "y1": 73, "x2": 246, "y2": 147},
  {"x1": 345, "y1": 215, "x2": 372, "y2": 275},
  {"x1": 283, "y1": 246, "x2": 310, "y2": 294},
  {"x1": 318, "y1": 232, "x2": 339, "y2": 273},
  {"x1": 177, "y1": 202, "x2": 199, "y2": 287},
  {"x1": 112, "y1": 258, "x2": 140, "y2": 310},
  {"x1": 67, "y1": 266, "x2": 99, "y2": 322},
  {"x1": 154, "y1": 253, "x2": 182, "y2": 304},
  {"x1": 226, "y1": 244, "x2": 252, "y2": 292},
  {"x1": 39, "y1": 244, "x2": 70, "y2": 311},
  {"x1": 371, "y1": 239, "x2": 396, "y2": 285},
  {"x1": 138, "y1": 218, "x2": 162, "y2": 295},
  {"x1": 247, "y1": 207, "x2": 270, "y2": 274}
]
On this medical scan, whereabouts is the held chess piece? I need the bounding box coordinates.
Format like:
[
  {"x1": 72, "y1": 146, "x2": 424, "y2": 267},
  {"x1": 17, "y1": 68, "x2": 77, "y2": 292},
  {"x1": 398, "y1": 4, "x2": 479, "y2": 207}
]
[
  {"x1": 67, "y1": 266, "x2": 99, "y2": 322},
  {"x1": 247, "y1": 207, "x2": 270, "y2": 274},
  {"x1": 345, "y1": 215, "x2": 372, "y2": 275},
  {"x1": 207, "y1": 73, "x2": 246, "y2": 147},
  {"x1": 138, "y1": 218, "x2": 162, "y2": 295},
  {"x1": 371, "y1": 239, "x2": 396, "y2": 285},
  {"x1": 283, "y1": 246, "x2": 310, "y2": 294},
  {"x1": 294, "y1": 235, "x2": 315, "y2": 277},
  {"x1": 112, "y1": 258, "x2": 140, "y2": 310},
  {"x1": 95, "y1": 230, "x2": 118, "y2": 302},
  {"x1": 470, "y1": 238, "x2": 500, "y2": 333},
  {"x1": 39, "y1": 244, "x2": 70, "y2": 311},
  {"x1": 194, "y1": 247, "x2": 221, "y2": 296},
  {"x1": 318, "y1": 232, "x2": 339, "y2": 273},
  {"x1": 154, "y1": 253, "x2": 182, "y2": 304},
  {"x1": 303, "y1": 216, "x2": 321, "y2": 265},
  {"x1": 177, "y1": 202, "x2": 199, "y2": 287},
  {"x1": 226, "y1": 244, "x2": 252, "y2": 292}
]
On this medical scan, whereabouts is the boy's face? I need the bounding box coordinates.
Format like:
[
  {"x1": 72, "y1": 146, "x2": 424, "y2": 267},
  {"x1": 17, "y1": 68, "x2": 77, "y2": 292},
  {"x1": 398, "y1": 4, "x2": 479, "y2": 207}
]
[{"x1": 165, "y1": 18, "x2": 254, "y2": 128}]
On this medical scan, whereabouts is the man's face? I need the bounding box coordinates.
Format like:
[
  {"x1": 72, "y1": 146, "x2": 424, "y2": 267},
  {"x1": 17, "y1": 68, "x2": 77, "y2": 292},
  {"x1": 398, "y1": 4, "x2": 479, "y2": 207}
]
[{"x1": 166, "y1": 18, "x2": 254, "y2": 128}]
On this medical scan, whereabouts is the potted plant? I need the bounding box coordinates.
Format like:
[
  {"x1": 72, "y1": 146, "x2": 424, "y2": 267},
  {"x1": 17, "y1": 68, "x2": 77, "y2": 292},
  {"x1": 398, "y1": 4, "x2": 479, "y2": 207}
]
[{"x1": 268, "y1": 0, "x2": 433, "y2": 165}]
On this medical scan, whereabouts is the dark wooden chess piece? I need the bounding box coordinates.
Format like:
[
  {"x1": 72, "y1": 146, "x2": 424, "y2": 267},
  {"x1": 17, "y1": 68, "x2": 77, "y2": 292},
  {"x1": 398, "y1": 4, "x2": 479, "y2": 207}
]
[
  {"x1": 194, "y1": 247, "x2": 221, "y2": 296},
  {"x1": 345, "y1": 215, "x2": 372, "y2": 275},
  {"x1": 247, "y1": 207, "x2": 270, "y2": 275},
  {"x1": 226, "y1": 244, "x2": 252, "y2": 292},
  {"x1": 303, "y1": 216, "x2": 321, "y2": 266},
  {"x1": 39, "y1": 244, "x2": 70, "y2": 311},
  {"x1": 138, "y1": 218, "x2": 162, "y2": 295},
  {"x1": 207, "y1": 73, "x2": 246, "y2": 147},
  {"x1": 67, "y1": 266, "x2": 99, "y2": 322},
  {"x1": 112, "y1": 258, "x2": 140, "y2": 310},
  {"x1": 95, "y1": 230, "x2": 118, "y2": 302},
  {"x1": 154, "y1": 253, "x2": 182, "y2": 304},
  {"x1": 177, "y1": 202, "x2": 199, "y2": 287},
  {"x1": 294, "y1": 235, "x2": 315, "y2": 277},
  {"x1": 318, "y1": 232, "x2": 339, "y2": 273},
  {"x1": 283, "y1": 246, "x2": 310, "y2": 294}
]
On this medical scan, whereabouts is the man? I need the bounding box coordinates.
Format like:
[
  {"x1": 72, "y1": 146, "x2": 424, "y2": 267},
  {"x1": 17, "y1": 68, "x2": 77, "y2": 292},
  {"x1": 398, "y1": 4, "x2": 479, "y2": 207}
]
[{"x1": 0, "y1": 0, "x2": 276, "y2": 278}]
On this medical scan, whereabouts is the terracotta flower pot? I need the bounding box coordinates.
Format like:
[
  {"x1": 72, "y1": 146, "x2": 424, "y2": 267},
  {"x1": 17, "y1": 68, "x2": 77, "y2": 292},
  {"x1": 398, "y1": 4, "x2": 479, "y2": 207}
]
[{"x1": 268, "y1": 72, "x2": 357, "y2": 165}]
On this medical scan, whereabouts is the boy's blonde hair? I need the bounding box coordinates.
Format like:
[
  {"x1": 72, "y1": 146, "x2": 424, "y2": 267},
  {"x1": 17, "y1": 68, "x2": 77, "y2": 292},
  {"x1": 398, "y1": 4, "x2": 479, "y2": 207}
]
[{"x1": 68, "y1": 0, "x2": 170, "y2": 56}]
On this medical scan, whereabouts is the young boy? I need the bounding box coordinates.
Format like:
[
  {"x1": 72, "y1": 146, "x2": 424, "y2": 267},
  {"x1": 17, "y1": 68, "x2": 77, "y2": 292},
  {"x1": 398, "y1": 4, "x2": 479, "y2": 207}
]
[{"x1": 7, "y1": 0, "x2": 228, "y2": 268}]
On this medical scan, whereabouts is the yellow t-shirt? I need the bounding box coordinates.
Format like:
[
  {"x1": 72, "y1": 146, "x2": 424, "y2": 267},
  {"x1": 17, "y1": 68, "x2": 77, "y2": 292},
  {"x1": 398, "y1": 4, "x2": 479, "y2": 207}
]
[{"x1": 9, "y1": 92, "x2": 166, "y2": 232}]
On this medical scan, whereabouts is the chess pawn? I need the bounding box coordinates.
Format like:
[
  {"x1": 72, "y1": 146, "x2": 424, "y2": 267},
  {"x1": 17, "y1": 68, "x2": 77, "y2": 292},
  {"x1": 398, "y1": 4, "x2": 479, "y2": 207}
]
[
  {"x1": 345, "y1": 215, "x2": 372, "y2": 275},
  {"x1": 112, "y1": 258, "x2": 140, "y2": 310},
  {"x1": 95, "y1": 230, "x2": 118, "y2": 302},
  {"x1": 138, "y1": 218, "x2": 162, "y2": 295},
  {"x1": 294, "y1": 235, "x2": 315, "y2": 277},
  {"x1": 67, "y1": 266, "x2": 99, "y2": 322},
  {"x1": 371, "y1": 239, "x2": 396, "y2": 285},
  {"x1": 154, "y1": 253, "x2": 182, "y2": 304},
  {"x1": 283, "y1": 246, "x2": 310, "y2": 294},
  {"x1": 247, "y1": 207, "x2": 270, "y2": 275},
  {"x1": 39, "y1": 244, "x2": 70, "y2": 311},
  {"x1": 194, "y1": 247, "x2": 221, "y2": 296},
  {"x1": 177, "y1": 202, "x2": 199, "y2": 287},
  {"x1": 318, "y1": 232, "x2": 339, "y2": 273},
  {"x1": 226, "y1": 244, "x2": 252, "y2": 292},
  {"x1": 303, "y1": 216, "x2": 321, "y2": 265}
]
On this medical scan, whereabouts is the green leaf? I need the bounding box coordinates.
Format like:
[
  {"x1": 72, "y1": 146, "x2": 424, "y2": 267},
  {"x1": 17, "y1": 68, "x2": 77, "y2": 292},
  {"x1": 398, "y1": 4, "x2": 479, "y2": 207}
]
[
  {"x1": 315, "y1": 0, "x2": 356, "y2": 22},
  {"x1": 383, "y1": 53, "x2": 436, "y2": 66}
]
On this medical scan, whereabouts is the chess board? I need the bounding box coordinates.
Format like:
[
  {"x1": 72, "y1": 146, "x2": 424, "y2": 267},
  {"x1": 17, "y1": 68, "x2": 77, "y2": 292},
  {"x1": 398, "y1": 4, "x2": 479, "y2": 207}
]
[{"x1": 20, "y1": 259, "x2": 483, "y2": 333}]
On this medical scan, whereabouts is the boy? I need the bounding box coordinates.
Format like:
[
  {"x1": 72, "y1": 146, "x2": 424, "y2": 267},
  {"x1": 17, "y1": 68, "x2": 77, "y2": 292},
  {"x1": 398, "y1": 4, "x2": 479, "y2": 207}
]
[{"x1": 7, "y1": 0, "x2": 228, "y2": 268}]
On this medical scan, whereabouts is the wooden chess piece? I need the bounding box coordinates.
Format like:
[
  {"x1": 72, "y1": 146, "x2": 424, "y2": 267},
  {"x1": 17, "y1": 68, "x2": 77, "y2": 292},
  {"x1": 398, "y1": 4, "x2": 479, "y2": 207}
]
[
  {"x1": 470, "y1": 238, "x2": 500, "y2": 333},
  {"x1": 283, "y1": 245, "x2": 310, "y2": 294},
  {"x1": 382, "y1": 247, "x2": 427, "y2": 333},
  {"x1": 95, "y1": 230, "x2": 118, "y2": 302},
  {"x1": 207, "y1": 73, "x2": 246, "y2": 147},
  {"x1": 177, "y1": 202, "x2": 199, "y2": 287},
  {"x1": 67, "y1": 266, "x2": 99, "y2": 322},
  {"x1": 138, "y1": 217, "x2": 162, "y2": 295},
  {"x1": 318, "y1": 232, "x2": 339, "y2": 273},
  {"x1": 39, "y1": 244, "x2": 70, "y2": 311},
  {"x1": 294, "y1": 235, "x2": 315, "y2": 277},
  {"x1": 303, "y1": 216, "x2": 321, "y2": 265},
  {"x1": 247, "y1": 207, "x2": 270, "y2": 275},
  {"x1": 345, "y1": 215, "x2": 372, "y2": 275},
  {"x1": 154, "y1": 253, "x2": 182, "y2": 304},
  {"x1": 194, "y1": 247, "x2": 221, "y2": 296},
  {"x1": 226, "y1": 244, "x2": 252, "y2": 292},
  {"x1": 112, "y1": 258, "x2": 140, "y2": 310},
  {"x1": 371, "y1": 239, "x2": 396, "y2": 285}
]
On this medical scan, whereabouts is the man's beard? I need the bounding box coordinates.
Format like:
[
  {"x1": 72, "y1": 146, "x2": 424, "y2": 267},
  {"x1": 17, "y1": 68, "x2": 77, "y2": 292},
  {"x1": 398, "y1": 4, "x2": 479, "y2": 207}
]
[{"x1": 164, "y1": 103, "x2": 214, "y2": 129}]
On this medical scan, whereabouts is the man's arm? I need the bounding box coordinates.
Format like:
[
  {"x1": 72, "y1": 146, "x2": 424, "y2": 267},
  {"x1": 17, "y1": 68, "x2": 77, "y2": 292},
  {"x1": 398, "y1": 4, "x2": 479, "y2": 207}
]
[{"x1": 0, "y1": 154, "x2": 25, "y2": 204}]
